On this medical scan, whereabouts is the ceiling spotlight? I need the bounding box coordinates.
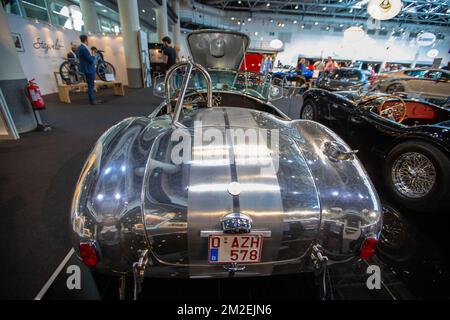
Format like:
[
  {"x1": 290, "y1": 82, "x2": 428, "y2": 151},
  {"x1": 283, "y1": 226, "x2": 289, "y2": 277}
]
[
  {"x1": 266, "y1": 3, "x2": 270, "y2": 7},
  {"x1": 293, "y1": 20, "x2": 298, "y2": 24},
  {"x1": 281, "y1": 23, "x2": 285, "y2": 27},
  {"x1": 255, "y1": 31, "x2": 258, "y2": 36},
  {"x1": 248, "y1": 17, "x2": 252, "y2": 21},
  {"x1": 339, "y1": 24, "x2": 344, "y2": 27},
  {"x1": 295, "y1": 5, "x2": 299, "y2": 9},
  {"x1": 102, "y1": 9, "x2": 107, "y2": 12},
  {"x1": 322, "y1": 7, "x2": 327, "y2": 11},
  {"x1": 141, "y1": 9, "x2": 145, "y2": 13},
  {"x1": 269, "y1": 19, "x2": 274, "y2": 22},
  {"x1": 314, "y1": 21, "x2": 319, "y2": 25},
  {"x1": 237, "y1": 21, "x2": 241, "y2": 25},
  {"x1": 152, "y1": 17, "x2": 155, "y2": 21},
  {"x1": 326, "y1": 26, "x2": 330, "y2": 30},
  {"x1": 349, "y1": 8, "x2": 353, "y2": 13},
  {"x1": 231, "y1": 17, "x2": 235, "y2": 20},
  {"x1": 368, "y1": 0, "x2": 402, "y2": 20},
  {"x1": 301, "y1": 24, "x2": 305, "y2": 28},
  {"x1": 238, "y1": 0, "x2": 242, "y2": 3}
]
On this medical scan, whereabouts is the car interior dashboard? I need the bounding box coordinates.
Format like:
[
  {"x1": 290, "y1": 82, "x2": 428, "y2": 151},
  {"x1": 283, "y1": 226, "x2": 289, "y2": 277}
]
[
  {"x1": 164, "y1": 91, "x2": 286, "y2": 119},
  {"x1": 366, "y1": 98, "x2": 449, "y2": 127}
]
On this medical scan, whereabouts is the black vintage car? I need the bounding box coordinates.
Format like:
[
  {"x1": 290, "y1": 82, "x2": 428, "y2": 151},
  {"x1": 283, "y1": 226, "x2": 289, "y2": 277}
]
[
  {"x1": 317, "y1": 68, "x2": 369, "y2": 91},
  {"x1": 300, "y1": 89, "x2": 450, "y2": 212}
]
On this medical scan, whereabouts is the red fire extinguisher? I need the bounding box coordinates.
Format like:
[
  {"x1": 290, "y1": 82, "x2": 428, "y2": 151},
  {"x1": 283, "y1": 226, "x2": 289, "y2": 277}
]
[{"x1": 26, "y1": 78, "x2": 45, "y2": 109}]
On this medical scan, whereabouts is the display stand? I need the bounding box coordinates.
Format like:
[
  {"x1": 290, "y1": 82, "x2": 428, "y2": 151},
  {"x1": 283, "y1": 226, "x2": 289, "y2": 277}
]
[{"x1": 57, "y1": 81, "x2": 125, "y2": 103}]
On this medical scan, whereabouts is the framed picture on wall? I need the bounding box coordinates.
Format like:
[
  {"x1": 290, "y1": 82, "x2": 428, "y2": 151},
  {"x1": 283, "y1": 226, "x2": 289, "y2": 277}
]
[{"x1": 11, "y1": 33, "x2": 24, "y2": 52}]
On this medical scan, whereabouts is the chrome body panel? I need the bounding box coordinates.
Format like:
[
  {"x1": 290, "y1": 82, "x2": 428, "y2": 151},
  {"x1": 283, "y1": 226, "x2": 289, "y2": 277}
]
[{"x1": 71, "y1": 106, "x2": 382, "y2": 277}]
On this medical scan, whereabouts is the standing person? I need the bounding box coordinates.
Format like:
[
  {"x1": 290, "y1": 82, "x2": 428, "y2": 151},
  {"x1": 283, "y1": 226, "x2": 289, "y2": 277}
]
[
  {"x1": 267, "y1": 57, "x2": 273, "y2": 73},
  {"x1": 67, "y1": 42, "x2": 77, "y2": 60},
  {"x1": 296, "y1": 58, "x2": 306, "y2": 75},
  {"x1": 314, "y1": 59, "x2": 324, "y2": 71},
  {"x1": 324, "y1": 56, "x2": 335, "y2": 76},
  {"x1": 76, "y1": 35, "x2": 101, "y2": 105},
  {"x1": 261, "y1": 56, "x2": 272, "y2": 76},
  {"x1": 313, "y1": 60, "x2": 324, "y2": 85},
  {"x1": 162, "y1": 36, "x2": 176, "y2": 73}
]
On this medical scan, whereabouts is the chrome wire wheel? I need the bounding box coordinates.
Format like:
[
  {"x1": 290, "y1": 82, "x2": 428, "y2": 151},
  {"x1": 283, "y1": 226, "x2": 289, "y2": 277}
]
[
  {"x1": 386, "y1": 83, "x2": 404, "y2": 94},
  {"x1": 391, "y1": 152, "x2": 436, "y2": 199},
  {"x1": 380, "y1": 207, "x2": 405, "y2": 249},
  {"x1": 301, "y1": 103, "x2": 314, "y2": 120}
]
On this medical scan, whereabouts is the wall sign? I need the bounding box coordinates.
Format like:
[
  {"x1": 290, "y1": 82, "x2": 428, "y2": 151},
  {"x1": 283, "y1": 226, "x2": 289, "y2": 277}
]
[
  {"x1": 426, "y1": 49, "x2": 439, "y2": 59},
  {"x1": 32, "y1": 37, "x2": 64, "y2": 54},
  {"x1": 11, "y1": 33, "x2": 24, "y2": 52},
  {"x1": 416, "y1": 32, "x2": 436, "y2": 47}
]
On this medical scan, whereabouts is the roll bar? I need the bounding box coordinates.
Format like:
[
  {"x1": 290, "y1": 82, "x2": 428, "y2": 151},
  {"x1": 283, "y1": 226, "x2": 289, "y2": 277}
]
[{"x1": 164, "y1": 59, "x2": 213, "y2": 125}]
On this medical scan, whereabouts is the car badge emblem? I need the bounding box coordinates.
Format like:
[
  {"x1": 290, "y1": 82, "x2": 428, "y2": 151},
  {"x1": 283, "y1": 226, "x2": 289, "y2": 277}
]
[{"x1": 221, "y1": 212, "x2": 252, "y2": 234}]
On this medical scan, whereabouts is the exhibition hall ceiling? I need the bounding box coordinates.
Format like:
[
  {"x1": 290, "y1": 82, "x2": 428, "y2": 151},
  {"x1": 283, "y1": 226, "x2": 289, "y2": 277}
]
[{"x1": 199, "y1": 0, "x2": 450, "y2": 27}]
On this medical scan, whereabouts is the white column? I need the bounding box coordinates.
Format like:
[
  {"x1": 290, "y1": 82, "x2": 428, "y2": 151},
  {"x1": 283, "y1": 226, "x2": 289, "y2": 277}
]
[
  {"x1": 117, "y1": 0, "x2": 142, "y2": 88},
  {"x1": 410, "y1": 48, "x2": 420, "y2": 68},
  {"x1": 0, "y1": 4, "x2": 37, "y2": 133},
  {"x1": 172, "y1": 0, "x2": 181, "y2": 51},
  {"x1": 79, "y1": 0, "x2": 100, "y2": 33},
  {"x1": 156, "y1": 0, "x2": 169, "y2": 42}
]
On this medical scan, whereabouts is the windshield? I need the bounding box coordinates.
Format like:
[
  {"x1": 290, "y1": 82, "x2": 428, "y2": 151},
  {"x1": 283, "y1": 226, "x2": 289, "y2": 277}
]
[
  {"x1": 331, "y1": 69, "x2": 362, "y2": 81},
  {"x1": 168, "y1": 68, "x2": 272, "y2": 101}
]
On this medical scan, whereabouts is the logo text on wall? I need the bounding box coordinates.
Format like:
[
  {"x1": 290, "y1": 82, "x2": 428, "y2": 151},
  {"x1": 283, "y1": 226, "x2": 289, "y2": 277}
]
[{"x1": 33, "y1": 37, "x2": 64, "y2": 54}]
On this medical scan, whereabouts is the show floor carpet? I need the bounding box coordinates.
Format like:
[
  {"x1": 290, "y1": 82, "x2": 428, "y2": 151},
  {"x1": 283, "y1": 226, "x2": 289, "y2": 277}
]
[{"x1": 0, "y1": 88, "x2": 163, "y2": 299}]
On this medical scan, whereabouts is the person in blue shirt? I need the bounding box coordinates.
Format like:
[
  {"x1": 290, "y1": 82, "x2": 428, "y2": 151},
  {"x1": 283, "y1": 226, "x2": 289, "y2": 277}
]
[
  {"x1": 296, "y1": 58, "x2": 306, "y2": 75},
  {"x1": 76, "y1": 35, "x2": 102, "y2": 105}
]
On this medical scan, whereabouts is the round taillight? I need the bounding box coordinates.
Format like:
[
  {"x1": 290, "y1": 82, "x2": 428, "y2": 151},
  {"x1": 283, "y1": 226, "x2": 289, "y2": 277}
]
[
  {"x1": 79, "y1": 242, "x2": 98, "y2": 267},
  {"x1": 360, "y1": 237, "x2": 378, "y2": 260}
]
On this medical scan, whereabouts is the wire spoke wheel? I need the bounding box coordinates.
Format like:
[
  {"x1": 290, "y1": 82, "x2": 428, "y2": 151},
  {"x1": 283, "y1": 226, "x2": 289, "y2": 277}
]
[
  {"x1": 391, "y1": 152, "x2": 436, "y2": 199},
  {"x1": 301, "y1": 103, "x2": 314, "y2": 120},
  {"x1": 97, "y1": 61, "x2": 116, "y2": 81},
  {"x1": 387, "y1": 83, "x2": 404, "y2": 94},
  {"x1": 59, "y1": 61, "x2": 82, "y2": 84}
]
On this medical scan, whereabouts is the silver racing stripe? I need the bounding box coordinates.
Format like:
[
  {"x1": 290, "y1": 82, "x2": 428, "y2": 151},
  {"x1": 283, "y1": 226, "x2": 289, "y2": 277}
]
[
  {"x1": 187, "y1": 108, "x2": 233, "y2": 277},
  {"x1": 187, "y1": 108, "x2": 284, "y2": 277},
  {"x1": 225, "y1": 108, "x2": 284, "y2": 276}
]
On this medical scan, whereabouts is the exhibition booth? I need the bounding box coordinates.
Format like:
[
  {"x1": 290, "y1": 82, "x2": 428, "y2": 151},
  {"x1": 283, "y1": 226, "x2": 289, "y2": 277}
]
[{"x1": 7, "y1": 13, "x2": 128, "y2": 95}]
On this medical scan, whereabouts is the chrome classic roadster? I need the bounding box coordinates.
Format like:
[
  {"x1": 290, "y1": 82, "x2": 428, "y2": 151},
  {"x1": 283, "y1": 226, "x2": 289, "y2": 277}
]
[{"x1": 70, "y1": 30, "x2": 382, "y2": 298}]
